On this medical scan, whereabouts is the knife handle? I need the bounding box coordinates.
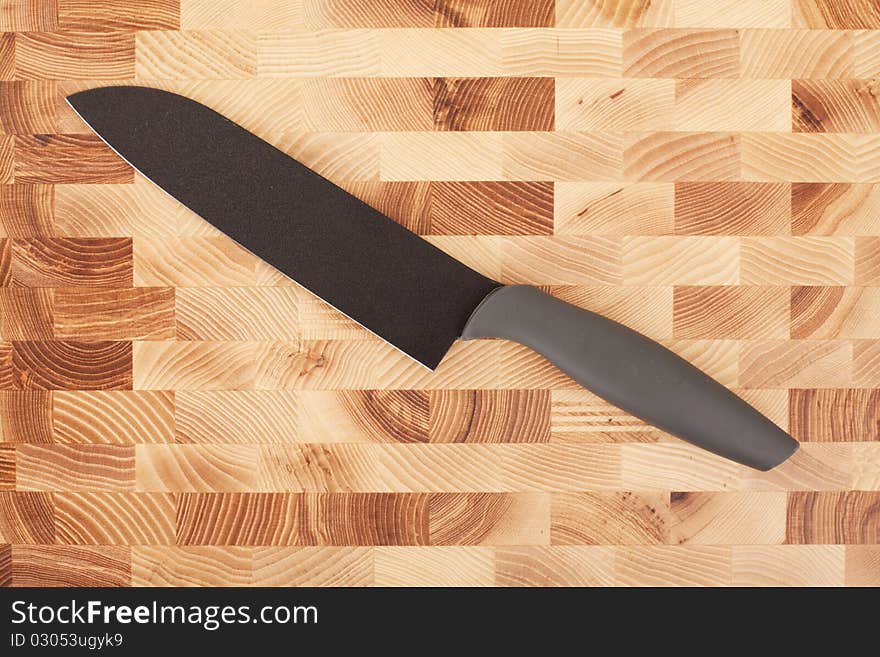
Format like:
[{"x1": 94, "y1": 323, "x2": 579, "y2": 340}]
[{"x1": 461, "y1": 285, "x2": 798, "y2": 470}]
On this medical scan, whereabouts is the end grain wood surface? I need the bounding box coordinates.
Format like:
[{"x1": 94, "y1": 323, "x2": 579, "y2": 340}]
[{"x1": 1, "y1": 0, "x2": 880, "y2": 587}]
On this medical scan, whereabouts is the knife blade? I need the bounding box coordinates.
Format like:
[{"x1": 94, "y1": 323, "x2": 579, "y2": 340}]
[{"x1": 67, "y1": 86, "x2": 799, "y2": 471}]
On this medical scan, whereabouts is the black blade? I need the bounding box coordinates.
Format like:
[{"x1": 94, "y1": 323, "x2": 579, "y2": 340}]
[{"x1": 68, "y1": 86, "x2": 500, "y2": 368}]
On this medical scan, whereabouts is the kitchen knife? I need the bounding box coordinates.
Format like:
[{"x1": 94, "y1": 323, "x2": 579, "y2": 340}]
[{"x1": 67, "y1": 86, "x2": 799, "y2": 471}]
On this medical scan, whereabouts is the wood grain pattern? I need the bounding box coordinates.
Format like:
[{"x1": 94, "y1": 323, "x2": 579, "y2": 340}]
[
  {"x1": 15, "y1": 31, "x2": 135, "y2": 80},
  {"x1": 792, "y1": 182, "x2": 880, "y2": 234},
  {"x1": 0, "y1": 391, "x2": 52, "y2": 442},
  {"x1": 2, "y1": 0, "x2": 878, "y2": 588},
  {"x1": 14, "y1": 135, "x2": 133, "y2": 185},
  {"x1": 789, "y1": 388, "x2": 880, "y2": 441}
]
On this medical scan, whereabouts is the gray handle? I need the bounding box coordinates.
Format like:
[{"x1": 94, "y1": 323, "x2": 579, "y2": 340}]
[{"x1": 462, "y1": 285, "x2": 798, "y2": 470}]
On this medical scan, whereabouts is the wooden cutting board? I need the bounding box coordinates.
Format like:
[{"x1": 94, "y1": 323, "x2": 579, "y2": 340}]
[{"x1": 1, "y1": 0, "x2": 878, "y2": 587}]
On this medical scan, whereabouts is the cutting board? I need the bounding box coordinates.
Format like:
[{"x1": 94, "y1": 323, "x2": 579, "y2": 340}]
[{"x1": 1, "y1": 0, "x2": 878, "y2": 587}]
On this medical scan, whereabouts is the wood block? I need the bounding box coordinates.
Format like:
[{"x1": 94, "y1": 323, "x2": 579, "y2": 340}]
[
  {"x1": 254, "y1": 546, "x2": 373, "y2": 586},
  {"x1": 557, "y1": 0, "x2": 673, "y2": 28},
  {"x1": 622, "y1": 236, "x2": 739, "y2": 285},
  {"x1": 853, "y1": 30, "x2": 880, "y2": 77},
  {"x1": 136, "y1": 444, "x2": 261, "y2": 492},
  {"x1": 499, "y1": 28, "x2": 622, "y2": 77},
  {"x1": 789, "y1": 389, "x2": 880, "y2": 442},
  {"x1": 16, "y1": 444, "x2": 135, "y2": 491},
  {"x1": 495, "y1": 545, "x2": 614, "y2": 586},
  {"x1": 623, "y1": 29, "x2": 739, "y2": 78},
  {"x1": 136, "y1": 30, "x2": 256, "y2": 80},
  {"x1": 732, "y1": 545, "x2": 844, "y2": 586},
  {"x1": 11, "y1": 237, "x2": 132, "y2": 287},
  {"x1": 620, "y1": 443, "x2": 755, "y2": 491},
  {"x1": 793, "y1": 0, "x2": 880, "y2": 28},
  {"x1": 258, "y1": 29, "x2": 381, "y2": 77},
  {"x1": 0, "y1": 0, "x2": 58, "y2": 30},
  {"x1": 555, "y1": 78, "x2": 674, "y2": 131},
  {"x1": 0, "y1": 341, "x2": 11, "y2": 389},
  {"x1": 0, "y1": 444, "x2": 14, "y2": 489},
  {"x1": 498, "y1": 444, "x2": 622, "y2": 491},
  {"x1": 53, "y1": 391, "x2": 175, "y2": 444},
  {"x1": 793, "y1": 79, "x2": 880, "y2": 133},
  {"x1": 382, "y1": 132, "x2": 502, "y2": 181},
  {"x1": 10, "y1": 545, "x2": 129, "y2": 586},
  {"x1": 674, "y1": 286, "x2": 789, "y2": 339},
  {"x1": 182, "y1": 0, "x2": 301, "y2": 29},
  {"x1": 175, "y1": 391, "x2": 298, "y2": 444},
  {"x1": 851, "y1": 442, "x2": 880, "y2": 490},
  {"x1": 11, "y1": 340, "x2": 132, "y2": 390},
  {"x1": 552, "y1": 491, "x2": 786, "y2": 545},
  {"x1": 429, "y1": 389, "x2": 549, "y2": 443},
  {"x1": 760, "y1": 444, "x2": 855, "y2": 491},
  {"x1": 615, "y1": 546, "x2": 731, "y2": 586},
  {"x1": 0, "y1": 81, "x2": 57, "y2": 134},
  {"x1": 0, "y1": 391, "x2": 52, "y2": 442},
  {"x1": 434, "y1": 0, "x2": 553, "y2": 27},
  {"x1": 0, "y1": 491, "x2": 53, "y2": 542},
  {"x1": 434, "y1": 77, "x2": 554, "y2": 131},
  {"x1": 792, "y1": 183, "x2": 880, "y2": 235},
  {"x1": 551, "y1": 491, "x2": 670, "y2": 544},
  {"x1": 502, "y1": 131, "x2": 622, "y2": 181},
  {"x1": 495, "y1": 341, "x2": 573, "y2": 389},
  {"x1": 133, "y1": 546, "x2": 253, "y2": 586},
  {"x1": 0, "y1": 136, "x2": 14, "y2": 183},
  {"x1": 675, "y1": 182, "x2": 790, "y2": 236},
  {"x1": 550, "y1": 389, "x2": 659, "y2": 443},
  {"x1": 624, "y1": 132, "x2": 739, "y2": 182},
  {"x1": 0, "y1": 184, "x2": 54, "y2": 237},
  {"x1": 53, "y1": 287, "x2": 174, "y2": 341},
  {"x1": 15, "y1": 30, "x2": 135, "y2": 80},
  {"x1": 14, "y1": 135, "x2": 132, "y2": 185},
  {"x1": 176, "y1": 492, "x2": 430, "y2": 546},
  {"x1": 550, "y1": 285, "x2": 673, "y2": 339},
  {"x1": 275, "y1": 130, "x2": 380, "y2": 182},
  {"x1": 787, "y1": 491, "x2": 880, "y2": 544},
  {"x1": 739, "y1": 340, "x2": 851, "y2": 388},
  {"x1": 297, "y1": 390, "x2": 428, "y2": 443},
  {"x1": 853, "y1": 340, "x2": 880, "y2": 386},
  {"x1": 374, "y1": 546, "x2": 492, "y2": 586},
  {"x1": 0, "y1": 33, "x2": 13, "y2": 80},
  {"x1": 134, "y1": 341, "x2": 274, "y2": 390},
  {"x1": 305, "y1": 0, "x2": 433, "y2": 28},
  {"x1": 299, "y1": 78, "x2": 432, "y2": 132},
  {"x1": 379, "y1": 28, "x2": 500, "y2": 76},
  {"x1": 556, "y1": 182, "x2": 674, "y2": 236},
  {"x1": 675, "y1": 79, "x2": 791, "y2": 131},
  {"x1": 741, "y1": 237, "x2": 853, "y2": 285},
  {"x1": 855, "y1": 237, "x2": 880, "y2": 284},
  {"x1": 669, "y1": 491, "x2": 788, "y2": 544},
  {"x1": 0, "y1": 288, "x2": 53, "y2": 340},
  {"x1": 791, "y1": 286, "x2": 880, "y2": 339},
  {"x1": 176, "y1": 287, "x2": 299, "y2": 340},
  {"x1": 258, "y1": 444, "x2": 500, "y2": 492},
  {"x1": 134, "y1": 236, "x2": 257, "y2": 286},
  {"x1": 54, "y1": 183, "x2": 198, "y2": 237},
  {"x1": 430, "y1": 181, "x2": 553, "y2": 235},
  {"x1": 54, "y1": 492, "x2": 175, "y2": 544},
  {"x1": 58, "y1": 0, "x2": 180, "y2": 30},
  {"x1": 344, "y1": 181, "x2": 431, "y2": 233},
  {"x1": 429, "y1": 493, "x2": 550, "y2": 545},
  {"x1": 501, "y1": 236, "x2": 622, "y2": 285},
  {"x1": 845, "y1": 546, "x2": 880, "y2": 586},
  {"x1": 674, "y1": 0, "x2": 790, "y2": 28},
  {"x1": 740, "y1": 29, "x2": 853, "y2": 78}
]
